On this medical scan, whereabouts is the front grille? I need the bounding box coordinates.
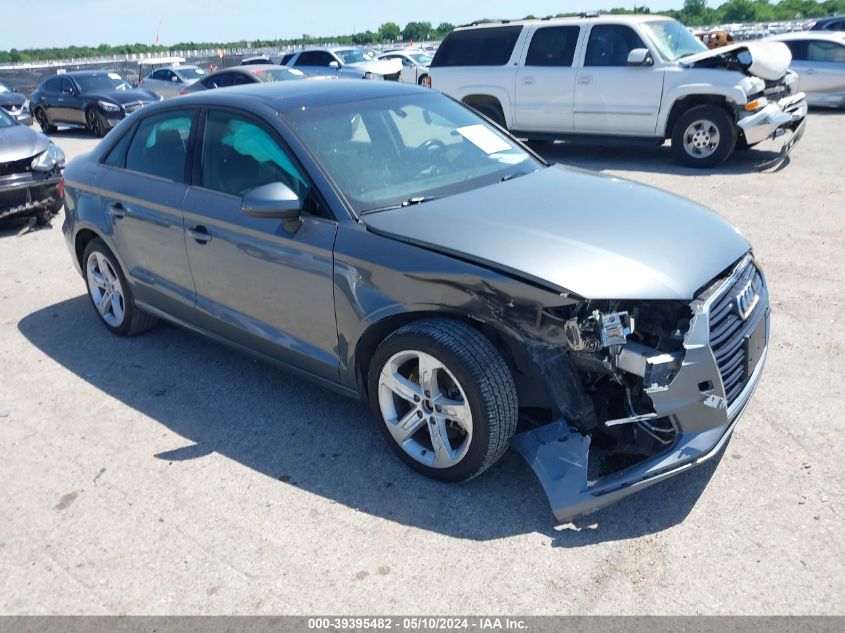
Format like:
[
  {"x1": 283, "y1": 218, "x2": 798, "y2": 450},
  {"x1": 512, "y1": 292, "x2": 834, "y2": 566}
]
[
  {"x1": 708, "y1": 261, "x2": 766, "y2": 405},
  {"x1": 763, "y1": 78, "x2": 789, "y2": 101},
  {"x1": 0, "y1": 155, "x2": 34, "y2": 178},
  {"x1": 384, "y1": 71, "x2": 401, "y2": 81}
]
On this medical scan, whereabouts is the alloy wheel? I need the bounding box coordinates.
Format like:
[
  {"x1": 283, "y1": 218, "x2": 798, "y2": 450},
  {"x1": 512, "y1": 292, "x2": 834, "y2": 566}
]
[
  {"x1": 86, "y1": 252, "x2": 125, "y2": 327},
  {"x1": 683, "y1": 119, "x2": 720, "y2": 159}
]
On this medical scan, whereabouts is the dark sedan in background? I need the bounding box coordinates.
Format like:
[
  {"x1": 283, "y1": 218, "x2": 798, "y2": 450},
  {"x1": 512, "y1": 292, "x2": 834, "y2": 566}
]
[
  {"x1": 0, "y1": 107, "x2": 63, "y2": 226},
  {"x1": 30, "y1": 71, "x2": 160, "y2": 137},
  {"x1": 61, "y1": 81, "x2": 768, "y2": 522},
  {"x1": 179, "y1": 64, "x2": 328, "y2": 94},
  {"x1": 0, "y1": 81, "x2": 32, "y2": 126}
]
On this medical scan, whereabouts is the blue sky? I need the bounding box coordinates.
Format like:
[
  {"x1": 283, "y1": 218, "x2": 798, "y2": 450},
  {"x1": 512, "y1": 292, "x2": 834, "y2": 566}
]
[{"x1": 5, "y1": 0, "x2": 680, "y2": 50}]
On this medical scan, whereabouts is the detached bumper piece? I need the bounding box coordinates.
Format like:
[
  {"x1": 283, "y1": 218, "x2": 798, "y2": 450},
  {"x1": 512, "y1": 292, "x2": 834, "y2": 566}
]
[
  {"x1": 737, "y1": 93, "x2": 808, "y2": 170},
  {"x1": 513, "y1": 256, "x2": 770, "y2": 523},
  {"x1": 0, "y1": 169, "x2": 62, "y2": 224}
]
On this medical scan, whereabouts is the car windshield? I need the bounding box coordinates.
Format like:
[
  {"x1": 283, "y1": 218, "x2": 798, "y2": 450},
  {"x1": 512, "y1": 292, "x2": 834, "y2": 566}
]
[
  {"x1": 284, "y1": 92, "x2": 541, "y2": 214},
  {"x1": 642, "y1": 19, "x2": 708, "y2": 61},
  {"x1": 175, "y1": 67, "x2": 206, "y2": 80},
  {"x1": 252, "y1": 68, "x2": 306, "y2": 82},
  {"x1": 409, "y1": 53, "x2": 433, "y2": 64},
  {"x1": 335, "y1": 49, "x2": 368, "y2": 64},
  {"x1": 75, "y1": 74, "x2": 131, "y2": 92}
]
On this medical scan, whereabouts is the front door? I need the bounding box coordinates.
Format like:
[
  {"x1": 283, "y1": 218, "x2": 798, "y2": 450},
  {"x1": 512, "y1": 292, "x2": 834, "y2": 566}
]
[
  {"x1": 573, "y1": 24, "x2": 665, "y2": 136},
  {"x1": 182, "y1": 108, "x2": 339, "y2": 380},
  {"x1": 792, "y1": 39, "x2": 845, "y2": 102},
  {"x1": 99, "y1": 107, "x2": 198, "y2": 319}
]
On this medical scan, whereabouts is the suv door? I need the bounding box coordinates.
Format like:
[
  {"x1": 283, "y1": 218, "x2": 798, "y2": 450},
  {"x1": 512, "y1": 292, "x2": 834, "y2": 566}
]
[
  {"x1": 181, "y1": 108, "x2": 339, "y2": 380},
  {"x1": 98, "y1": 108, "x2": 199, "y2": 319},
  {"x1": 573, "y1": 23, "x2": 665, "y2": 135},
  {"x1": 514, "y1": 25, "x2": 582, "y2": 133}
]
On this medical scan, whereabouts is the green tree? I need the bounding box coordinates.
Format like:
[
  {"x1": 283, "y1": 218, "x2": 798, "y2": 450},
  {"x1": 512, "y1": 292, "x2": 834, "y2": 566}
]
[
  {"x1": 378, "y1": 22, "x2": 401, "y2": 41},
  {"x1": 435, "y1": 22, "x2": 455, "y2": 37},
  {"x1": 403, "y1": 21, "x2": 432, "y2": 42}
]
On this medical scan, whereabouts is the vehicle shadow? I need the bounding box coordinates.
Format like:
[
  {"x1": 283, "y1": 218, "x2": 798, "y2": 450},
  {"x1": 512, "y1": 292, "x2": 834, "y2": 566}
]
[
  {"x1": 535, "y1": 140, "x2": 788, "y2": 176},
  {"x1": 47, "y1": 128, "x2": 96, "y2": 141},
  {"x1": 18, "y1": 295, "x2": 720, "y2": 544}
]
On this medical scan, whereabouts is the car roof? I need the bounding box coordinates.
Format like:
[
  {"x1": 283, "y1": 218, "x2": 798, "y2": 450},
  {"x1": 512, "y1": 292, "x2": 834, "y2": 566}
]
[
  {"x1": 170, "y1": 79, "x2": 425, "y2": 113},
  {"x1": 767, "y1": 31, "x2": 845, "y2": 42},
  {"x1": 453, "y1": 13, "x2": 669, "y2": 31}
]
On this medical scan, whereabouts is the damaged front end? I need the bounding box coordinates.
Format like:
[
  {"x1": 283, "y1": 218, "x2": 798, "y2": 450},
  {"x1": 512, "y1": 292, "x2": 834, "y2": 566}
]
[{"x1": 512, "y1": 254, "x2": 770, "y2": 523}]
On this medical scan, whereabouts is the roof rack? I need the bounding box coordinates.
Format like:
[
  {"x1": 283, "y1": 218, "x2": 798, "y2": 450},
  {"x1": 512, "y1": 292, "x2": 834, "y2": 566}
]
[{"x1": 578, "y1": 11, "x2": 601, "y2": 18}]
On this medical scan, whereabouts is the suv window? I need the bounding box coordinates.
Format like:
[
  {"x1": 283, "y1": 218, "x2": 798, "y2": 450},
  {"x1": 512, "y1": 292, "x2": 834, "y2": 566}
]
[
  {"x1": 280, "y1": 53, "x2": 295, "y2": 65},
  {"x1": 806, "y1": 40, "x2": 845, "y2": 62},
  {"x1": 45, "y1": 77, "x2": 61, "y2": 92},
  {"x1": 431, "y1": 26, "x2": 522, "y2": 67},
  {"x1": 125, "y1": 109, "x2": 194, "y2": 182},
  {"x1": 296, "y1": 51, "x2": 335, "y2": 67},
  {"x1": 584, "y1": 25, "x2": 647, "y2": 67},
  {"x1": 525, "y1": 26, "x2": 580, "y2": 67},
  {"x1": 200, "y1": 109, "x2": 310, "y2": 200}
]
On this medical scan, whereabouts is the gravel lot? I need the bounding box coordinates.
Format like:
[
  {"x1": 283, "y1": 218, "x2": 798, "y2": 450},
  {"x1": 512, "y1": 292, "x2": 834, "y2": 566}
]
[{"x1": 1, "y1": 113, "x2": 843, "y2": 615}]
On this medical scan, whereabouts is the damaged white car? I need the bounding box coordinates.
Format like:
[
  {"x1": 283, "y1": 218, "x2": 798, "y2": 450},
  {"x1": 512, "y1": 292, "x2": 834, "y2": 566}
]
[{"x1": 429, "y1": 15, "x2": 808, "y2": 167}]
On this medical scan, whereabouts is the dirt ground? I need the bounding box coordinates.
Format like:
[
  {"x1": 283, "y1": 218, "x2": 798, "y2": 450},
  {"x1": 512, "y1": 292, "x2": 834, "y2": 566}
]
[{"x1": 1, "y1": 113, "x2": 843, "y2": 614}]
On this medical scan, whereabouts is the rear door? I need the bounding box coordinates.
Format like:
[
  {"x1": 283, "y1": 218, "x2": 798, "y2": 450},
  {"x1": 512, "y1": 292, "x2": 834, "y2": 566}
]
[
  {"x1": 573, "y1": 23, "x2": 665, "y2": 135},
  {"x1": 98, "y1": 108, "x2": 198, "y2": 319},
  {"x1": 181, "y1": 108, "x2": 339, "y2": 380},
  {"x1": 514, "y1": 25, "x2": 582, "y2": 133},
  {"x1": 37, "y1": 78, "x2": 63, "y2": 123}
]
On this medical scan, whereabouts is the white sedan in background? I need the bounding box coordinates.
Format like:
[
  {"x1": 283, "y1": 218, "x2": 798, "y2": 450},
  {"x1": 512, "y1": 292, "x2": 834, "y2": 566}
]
[
  {"x1": 767, "y1": 32, "x2": 845, "y2": 107},
  {"x1": 140, "y1": 65, "x2": 207, "y2": 98},
  {"x1": 378, "y1": 50, "x2": 433, "y2": 85}
]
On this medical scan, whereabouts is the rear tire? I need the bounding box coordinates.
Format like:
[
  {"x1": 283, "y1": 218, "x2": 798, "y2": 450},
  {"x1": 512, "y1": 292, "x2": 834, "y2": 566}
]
[
  {"x1": 82, "y1": 238, "x2": 158, "y2": 336},
  {"x1": 471, "y1": 102, "x2": 507, "y2": 130},
  {"x1": 368, "y1": 319, "x2": 518, "y2": 482},
  {"x1": 671, "y1": 105, "x2": 736, "y2": 168},
  {"x1": 34, "y1": 108, "x2": 57, "y2": 134}
]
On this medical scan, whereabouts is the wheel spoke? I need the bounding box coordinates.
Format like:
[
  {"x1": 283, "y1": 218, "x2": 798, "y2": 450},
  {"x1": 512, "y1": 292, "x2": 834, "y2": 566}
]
[
  {"x1": 387, "y1": 408, "x2": 426, "y2": 445},
  {"x1": 89, "y1": 269, "x2": 107, "y2": 290},
  {"x1": 417, "y1": 353, "x2": 441, "y2": 399},
  {"x1": 381, "y1": 367, "x2": 422, "y2": 404},
  {"x1": 110, "y1": 292, "x2": 124, "y2": 322},
  {"x1": 428, "y1": 417, "x2": 455, "y2": 467},
  {"x1": 433, "y1": 394, "x2": 470, "y2": 431},
  {"x1": 96, "y1": 290, "x2": 111, "y2": 316}
]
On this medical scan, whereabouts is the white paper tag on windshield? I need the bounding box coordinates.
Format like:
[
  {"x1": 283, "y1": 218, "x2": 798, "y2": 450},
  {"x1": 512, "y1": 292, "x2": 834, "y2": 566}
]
[
  {"x1": 457, "y1": 124, "x2": 512, "y2": 154},
  {"x1": 108, "y1": 73, "x2": 122, "y2": 80}
]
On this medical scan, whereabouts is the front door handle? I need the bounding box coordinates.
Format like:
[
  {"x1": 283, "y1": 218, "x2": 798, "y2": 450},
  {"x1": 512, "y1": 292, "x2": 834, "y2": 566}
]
[
  {"x1": 107, "y1": 203, "x2": 126, "y2": 219},
  {"x1": 523, "y1": 76, "x2": 535, "y2": 85},
  {"x1": 187, "y1": 225, "x2": 212, "y2": 244},
  {"x1": 577, "y1": 75, "x2": 593, "y2": 85},
  {"x1": 805, "y1": 68, "x2": 817, "y2": 75}
]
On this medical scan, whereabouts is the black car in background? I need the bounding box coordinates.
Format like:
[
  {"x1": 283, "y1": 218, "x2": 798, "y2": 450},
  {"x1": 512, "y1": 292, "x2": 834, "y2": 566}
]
[
  {"x1": 810, "y1": 16, "x2": 845, "y2": 31},
  {"x1": 30, "y1": 71, "x2": 160, "y2": 137},
  {"x1": 179, "y1": 64, "x2": 328, "y2": 94},
  {"x1": 0, "y1": 81, "x2": 33, "y2": 126}
]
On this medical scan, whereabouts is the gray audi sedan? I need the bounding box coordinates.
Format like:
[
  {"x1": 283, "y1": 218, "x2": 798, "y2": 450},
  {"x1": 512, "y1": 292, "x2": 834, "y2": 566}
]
[{"x1": 61, "y1": 81, "x2": 769, "y2": 522}]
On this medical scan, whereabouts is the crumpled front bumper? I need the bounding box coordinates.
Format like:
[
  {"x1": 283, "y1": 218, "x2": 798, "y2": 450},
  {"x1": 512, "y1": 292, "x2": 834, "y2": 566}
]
[
  {"x1": 513, "y1": 255, "x2": 770, "y2": 523},
  {"x1": 738, "y1": 93, "x2": 807, "y2": 167},
  {"x1": 0, "y1": 169, "x2": 62, "y2": 222}
]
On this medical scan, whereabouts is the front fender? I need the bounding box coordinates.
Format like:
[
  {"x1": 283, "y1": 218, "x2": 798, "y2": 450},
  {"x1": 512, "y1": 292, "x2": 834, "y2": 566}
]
[{"x1": 659, "y1": 83, "x2": 747, "y2": 136}]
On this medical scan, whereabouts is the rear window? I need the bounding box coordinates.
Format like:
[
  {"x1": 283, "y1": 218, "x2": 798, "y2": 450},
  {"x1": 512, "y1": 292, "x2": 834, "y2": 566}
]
[
  {"x1": 525, "y1": 26, "x2": 580, "y2": 67},
  {"x1": 431, "y1": 26, "x2": 522, "y2": 67}
]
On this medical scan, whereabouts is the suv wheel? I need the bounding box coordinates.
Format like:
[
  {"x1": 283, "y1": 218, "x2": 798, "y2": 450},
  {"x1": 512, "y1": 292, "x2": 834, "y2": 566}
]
[
  {"x1": 368, "y1": 319, "x2": 518, "y2": 482},
  {"x1": 83, "y1": 239, "x2": 158, "y2": 336},
  {"x1": 671, "y1": 105, "x2": 736, "y2": 168}
]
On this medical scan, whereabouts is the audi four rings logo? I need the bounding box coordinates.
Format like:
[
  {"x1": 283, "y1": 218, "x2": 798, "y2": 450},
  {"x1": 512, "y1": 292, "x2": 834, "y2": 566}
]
[{"x1": 735, "y1": 279, "x2": 759, "y2": 321}]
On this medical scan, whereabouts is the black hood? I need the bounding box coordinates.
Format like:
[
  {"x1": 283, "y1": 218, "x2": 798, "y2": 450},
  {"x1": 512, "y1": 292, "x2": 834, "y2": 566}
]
[
  {"x1": 86, "y1": 89, "x2": 158, "y2": 105},
  {"x1": 0, "y1": 92, "x2": 26, "y2": 108}
]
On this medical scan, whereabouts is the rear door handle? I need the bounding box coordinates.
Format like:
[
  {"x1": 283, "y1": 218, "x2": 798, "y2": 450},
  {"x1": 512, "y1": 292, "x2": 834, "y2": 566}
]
[
  {"x1": 577, "y1": 75, "x2": 592, "y2": 85},
  {"x1": 107, "y1": 203, "x2": 126, "y2": 219},
  {"x1": 187, "y1": 225, "x2": 212, "y2": 244}
]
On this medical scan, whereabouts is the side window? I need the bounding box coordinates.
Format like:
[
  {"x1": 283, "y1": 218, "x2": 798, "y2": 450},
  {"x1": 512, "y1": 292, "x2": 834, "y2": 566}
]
[
  {"x1": 280, "y1": 53, "x2": 295, "y2": 65},
  {"x1": 125, "y1": 109, "x2": 194, "y2": 182},
  {"x1": 431, "y1": 26, "x2": 523, "y2": 67},
  {"x1": 211, "y1": 73, "x2": 234, "y2": 88},
  {"x1": 201, "y1": 110, "x2": 311, "y2": 200},
  {"x1": 784, "y1": 41, "x2": 807, "y2": 61},
  {"x1": 230, "y1": 73, "x2": 253, "y2": 86},
  {"x1": 60, "y1": 78, "x2": 74, "y2": 94},
  {"x1": 806, "y1": 40, "x2": 845, "y2": 63},
  {"x1": 525, "y1": 26, "x2": 580, "y2": 67},
  {"x1": 102, "y1": 127, "x2": 134, "y2": 167},
  {"x1": 584, "y1": 25, "x2": 647, "y2": 67},
  {"x1": 45, "y1": 78, "x2": 61, "y2": 93},
  {"x1": 296, "y1": 51, "x2": 334, "y2": 66},
  {"x1": 151, "y1": 70, "x2": 166, "y2": 80}
]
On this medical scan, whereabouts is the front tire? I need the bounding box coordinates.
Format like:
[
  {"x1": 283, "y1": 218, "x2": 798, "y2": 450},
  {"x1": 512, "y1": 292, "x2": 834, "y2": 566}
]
[
  {"x1": 86, "y1": 107, "x2": 108, "y2": 138},
  {"x1": 368, "y1": 319, "x2": 518, "y2": 482},
  {"x1": 671, "y1": 105, "x2": 736, "y2": 168},
  {"x1": 82, "y1": 238, "x2": 158, "y2": 336}
]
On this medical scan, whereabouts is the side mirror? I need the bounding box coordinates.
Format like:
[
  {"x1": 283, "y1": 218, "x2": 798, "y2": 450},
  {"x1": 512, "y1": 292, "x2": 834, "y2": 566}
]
[
  {"x1": 627, "y1": 48, "x2": 653, "y2": 66},
  {"x1": 171, "y1": 76, "x2": 180, "y2": 82},
  {"x1": 242, "y1": 182, "x2": 302, "y2": 232},
  {"x1": 329, "y1": 61, "x2": 340, "y2": 70}
]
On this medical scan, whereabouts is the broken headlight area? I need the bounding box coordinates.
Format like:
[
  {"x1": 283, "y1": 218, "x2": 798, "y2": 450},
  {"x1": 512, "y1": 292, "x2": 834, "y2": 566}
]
[{"x1": 533, "y1": 299, "x2": 693, "y2": 480}]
